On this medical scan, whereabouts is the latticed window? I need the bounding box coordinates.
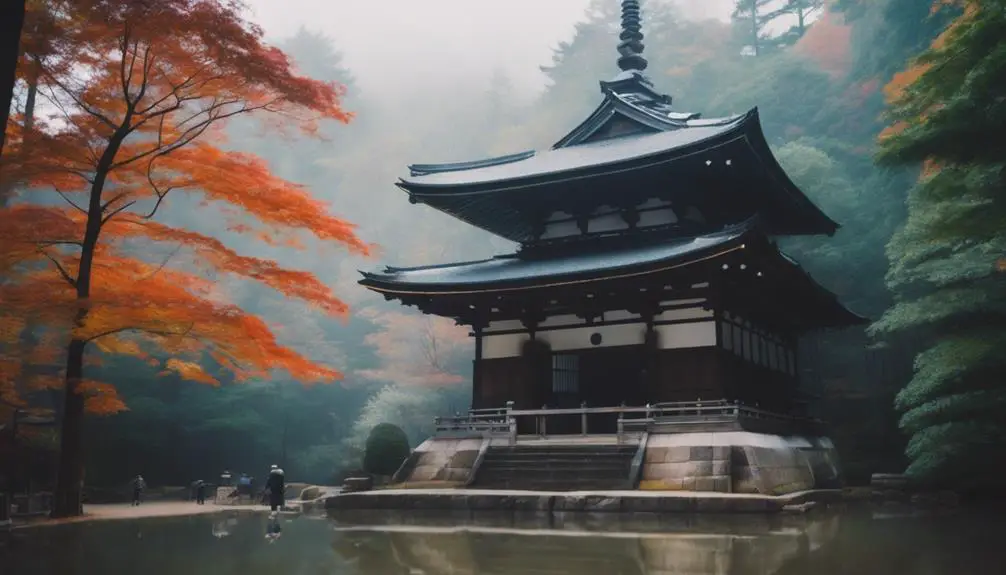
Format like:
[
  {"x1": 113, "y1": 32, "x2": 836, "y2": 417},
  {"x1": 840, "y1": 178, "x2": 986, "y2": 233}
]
[{"x1": 552, "y1": 354, "x2": 580, "y2": 393}]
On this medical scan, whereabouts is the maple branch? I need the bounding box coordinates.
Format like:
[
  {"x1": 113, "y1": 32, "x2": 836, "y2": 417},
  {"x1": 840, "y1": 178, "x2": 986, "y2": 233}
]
[
  {"x1": 85, "y1": 322, "x2": 195, "y2": 343},
  {"x1": 38, "y1": 249, "x2": 78, "y2": 288},
  {"x1": 136, "y1": 243, "x2": 183, "y2": 281},
  {"x1": 41, "y1": 70, "x2": 118, "y2": 131},
  {"x1": 53, "y1": 185, "x2": 87, "y2": 215},
  {"x1": 35, "y1": 240, "x2": 83, "y2": 247},
  {"x1": 139, "y1": 157, "x2": 175, "y2": 220},
  {"x1": 119, "y1": 22, "x2": 136, "y2": 103},
  {"x1": 112, "y1": 98, "x2": 276, "y2": 170},
  {"x1": 100, "y1": 200, "x2": 137, "y2": 225}
]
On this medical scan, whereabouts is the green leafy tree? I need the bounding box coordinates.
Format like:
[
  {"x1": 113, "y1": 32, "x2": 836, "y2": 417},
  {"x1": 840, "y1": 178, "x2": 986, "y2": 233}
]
[
  {"x1": 870, "y1": 0, "x2": 1006, "y2": 490},
  {"x1": 362, "y1": 423, "x2": 410, "y2": 477}
]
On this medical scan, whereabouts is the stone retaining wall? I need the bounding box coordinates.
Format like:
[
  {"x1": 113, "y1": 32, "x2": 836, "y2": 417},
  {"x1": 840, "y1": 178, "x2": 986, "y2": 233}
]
[
  {"x1": 396, "y1": 432, "x2": 841, "y2": 496},
  {"x1": 641, "y1": 432, "x2": 841, "y2": 495},
  {"x1": 396, "y1": 438, "x2": 483, "y2": 485}
]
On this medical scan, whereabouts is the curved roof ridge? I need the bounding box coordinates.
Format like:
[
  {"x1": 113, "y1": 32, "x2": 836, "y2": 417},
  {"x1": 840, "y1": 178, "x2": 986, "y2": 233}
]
[{"x1": 408, "y1": 150, "x2": 536, "y2": 177}]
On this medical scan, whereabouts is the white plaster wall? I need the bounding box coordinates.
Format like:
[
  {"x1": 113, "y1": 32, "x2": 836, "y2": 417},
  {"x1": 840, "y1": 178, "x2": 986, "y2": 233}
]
[
  {"x1": 482, "y1": 320, "x2": 717, "y2": 359},
  {"x1": 654, "y1": 321, "x2": 716, "y2": 349},
  {"x1": 540, "y1": 323, "x2": 645, "y2": 351}
]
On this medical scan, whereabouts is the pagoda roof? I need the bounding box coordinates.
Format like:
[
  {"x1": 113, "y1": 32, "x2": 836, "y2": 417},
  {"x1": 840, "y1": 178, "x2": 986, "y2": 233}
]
[
  {"x1": 402, "y1": 108, "x2": 747, "y2": 188},
  {"x1": 362, "y1": 221, "x2": 749, "y2": 293},
  {"x1": 397, "y1": 81, "x2": 838, "y2": 240},
  {"x1": 358, "y1": 219, "x2": 865, "y2": 331}
]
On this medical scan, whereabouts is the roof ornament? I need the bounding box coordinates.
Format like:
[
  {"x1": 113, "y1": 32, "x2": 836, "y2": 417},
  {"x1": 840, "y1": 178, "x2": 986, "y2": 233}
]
[{"x1": 617, "y1": 0, "x2": 648, "y2": 72}]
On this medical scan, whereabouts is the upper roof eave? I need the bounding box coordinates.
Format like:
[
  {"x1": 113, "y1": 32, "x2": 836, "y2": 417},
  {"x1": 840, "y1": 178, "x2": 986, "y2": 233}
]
[{"x1": 397, "y1": 109, "x2": 754, "y2": 193}]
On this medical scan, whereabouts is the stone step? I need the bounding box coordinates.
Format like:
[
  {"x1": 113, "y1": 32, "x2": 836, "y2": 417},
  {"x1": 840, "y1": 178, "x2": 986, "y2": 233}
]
[
  {"x1": 472, "y1": 479, "x2": 629, "y2": 490},
  {"x1": 476, "y1": 468, "x2": 629, "y2": 480},
  {"x1": 480, "y1": 457, "x2": 631, "y2": 467},
  {"x1": 490, "y1": 446, "x2": 636, "y2": 455},
  {"x1": 480, "y1": 454, "x2": 635, "y2": 462}
]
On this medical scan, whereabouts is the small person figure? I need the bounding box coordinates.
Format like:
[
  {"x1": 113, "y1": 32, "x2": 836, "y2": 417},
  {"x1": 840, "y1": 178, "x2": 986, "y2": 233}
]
[
  {"x1": 195, "y1": 480, "x2": 207, "y2": 505},
  {"x1": 264, "y1": 510, "x2": 282, "y2": 543},
  {"x1": 265, "y1": 465, "x2": 285, "y2": 511},
  {"x1": 220, "y1": 469, "x2": 232, "y2": 487},
  {"x1": 131, "y1": 475, "x2": 146, "y2": 506}
]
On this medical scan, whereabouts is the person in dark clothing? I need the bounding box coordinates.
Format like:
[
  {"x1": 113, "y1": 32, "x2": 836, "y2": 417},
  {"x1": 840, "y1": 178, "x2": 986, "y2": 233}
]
[
  {"x1": 265, "y1": 465, "x2": 284, "y2": 511},
  {"x1": 131, "y1": 475, "x2": 146, "y2": 506},
  {"x1": 195, "y1": 480, "x2": 207, "y2": 505}
]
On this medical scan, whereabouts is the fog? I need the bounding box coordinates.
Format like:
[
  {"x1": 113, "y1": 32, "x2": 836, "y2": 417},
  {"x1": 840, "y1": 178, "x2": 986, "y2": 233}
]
[
  {"x1": 8, "y1": 0, "x2": 932, "y2": 489},
  {"x1": 244, "y1": 0, "x2": 736, "y2": 103}
]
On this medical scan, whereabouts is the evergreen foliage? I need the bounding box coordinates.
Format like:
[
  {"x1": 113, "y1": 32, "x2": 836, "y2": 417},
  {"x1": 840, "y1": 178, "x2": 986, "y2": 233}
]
[
  {"x1": 871, "y1": 0, "x2": 1006, "y2": 489},
  {"x1": 362, "y1": 423, "x2": 411, "y2": 477}
]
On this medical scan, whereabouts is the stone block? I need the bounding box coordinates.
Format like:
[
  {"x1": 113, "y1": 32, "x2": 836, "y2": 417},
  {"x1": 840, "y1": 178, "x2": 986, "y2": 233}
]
[
  {"x1": 666, "y1": 446, "x2": 692, "y2": 463},
  {"x1": 689, "y1": 446, "x2": 714, "y2": 461},
  {"x1": 448, "y1": 450, "x2": 478, "y2": 469},
  {"x1": 409, "y1": 465, "x2": 439, "y2": 482},
  {"x1": 682, "y1": 476, "x2": 697, "y2": 491},
  {"x1": 711, "y1": 446, "x2": 731, "y2": 461},
  {"x1": 644, "y1": 447, "x2": 667, "y2": 463},
  {"x1": 712, "y1": 475, "x2": 732, "y2": 493},
  {"x1": 711, "y1": 459, "x2": 730, "y2": 476},
  {"x1": 694, "y1": 476, "x2": 716, "y2": 492},
  {"x1": 638, "y1": 478, "x2": 684, "y2": 491}
]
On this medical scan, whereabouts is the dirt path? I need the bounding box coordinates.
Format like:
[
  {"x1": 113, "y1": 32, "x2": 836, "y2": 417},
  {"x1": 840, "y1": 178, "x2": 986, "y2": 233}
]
[{"x1": 12, "y1": 501, "x2": 264, "y2": 529}]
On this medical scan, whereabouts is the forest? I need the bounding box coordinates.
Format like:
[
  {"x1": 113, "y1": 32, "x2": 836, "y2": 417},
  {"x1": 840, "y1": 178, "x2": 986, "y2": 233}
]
[{"x1": 0, "y1": 0, "x2": 1003, "y2": 518}]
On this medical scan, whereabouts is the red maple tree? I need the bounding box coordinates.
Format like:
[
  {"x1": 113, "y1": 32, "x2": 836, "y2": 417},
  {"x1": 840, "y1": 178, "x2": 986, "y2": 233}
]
[{"x1": 0, "y1": 0, "x2": 369, "y2": 517}]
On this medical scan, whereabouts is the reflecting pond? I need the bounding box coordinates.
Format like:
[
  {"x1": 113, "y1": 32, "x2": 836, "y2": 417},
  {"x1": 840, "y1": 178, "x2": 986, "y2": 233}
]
[{"x1": 2, "y1": 507, "x2": 1005, "y2": 574}]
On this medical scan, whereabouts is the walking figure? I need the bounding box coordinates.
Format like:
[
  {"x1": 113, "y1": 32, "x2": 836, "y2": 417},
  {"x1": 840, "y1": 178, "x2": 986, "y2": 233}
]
[
  {"x1": 131, "y1": 475, "x2": 146, "y2": 506},
  {"x1": 265, "y1": 465, "x2": 285, "y2": 511}
]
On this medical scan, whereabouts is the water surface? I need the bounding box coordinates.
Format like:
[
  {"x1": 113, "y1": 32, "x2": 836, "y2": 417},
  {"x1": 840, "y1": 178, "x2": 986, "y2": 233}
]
[{"x1": 2, "y1": 508, "x2": 1004, "y2": 574}]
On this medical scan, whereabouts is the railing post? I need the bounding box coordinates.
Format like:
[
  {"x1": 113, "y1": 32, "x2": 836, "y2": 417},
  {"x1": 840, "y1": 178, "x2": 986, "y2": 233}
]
[
  {"x1": 617, "y1": 412, "x2": 625, "y2": 445},
  {"x1": 540, "y1": 404, "x2": 547, "y2": 438},
  {"x1": 506, "y1": 401, "x2": 516, "y2": 446},
  {"x1": 581, "y1": 401, "x2": 588, "y2": 436}
]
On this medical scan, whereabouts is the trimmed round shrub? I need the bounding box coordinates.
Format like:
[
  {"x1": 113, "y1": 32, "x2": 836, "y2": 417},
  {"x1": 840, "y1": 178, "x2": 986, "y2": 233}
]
[{"x1": 362, "y1": 423, "x2": 411, "y2": 477}]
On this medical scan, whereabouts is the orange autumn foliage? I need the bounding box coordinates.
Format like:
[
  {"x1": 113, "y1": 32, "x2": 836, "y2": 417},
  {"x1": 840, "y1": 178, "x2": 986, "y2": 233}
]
[
  {"x1": 0, "y1": 0, "x2": 369, "y2": 419},
  {"x1": 793, "y1": 10, "x2": 853, "y2": 79}
]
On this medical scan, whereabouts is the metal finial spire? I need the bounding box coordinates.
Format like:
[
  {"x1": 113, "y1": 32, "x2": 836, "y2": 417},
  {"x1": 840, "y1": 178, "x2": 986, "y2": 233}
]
[{"x1": 617, "y1": 0, "x2": 647, "y2": 72}]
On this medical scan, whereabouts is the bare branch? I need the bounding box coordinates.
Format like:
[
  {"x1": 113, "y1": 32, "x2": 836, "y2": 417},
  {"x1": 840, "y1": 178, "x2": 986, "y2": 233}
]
[
  {"x1": 136, "y1": 243, "x2": 183, "y2": 280},
  {"x1": 53, "y1": 185, "x2": 87, "y2": 215},
  {"x1": 35, "y1": 240, "x2": 83, "y2": 247},
  {"x1": 100, "y1": 200, "x2": 137, "y2": 225},
  {"x1": 110, "y1": 99, "x2": 277, "y2": 170},
  {"x1": 38, "y1": 249, "x2": 78, "y2": 288},
  {"x1": 41, "y1": 70, "x2": 118, "y2": 130},
  {"x1": 85, "y1": 322, "x2": 195, "y2": 343}
]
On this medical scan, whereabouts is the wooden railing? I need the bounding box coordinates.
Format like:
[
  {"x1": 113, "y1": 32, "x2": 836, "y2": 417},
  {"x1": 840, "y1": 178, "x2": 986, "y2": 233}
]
[{"x1": 433, "y1": 399, "x2": 822, "y2": 445}]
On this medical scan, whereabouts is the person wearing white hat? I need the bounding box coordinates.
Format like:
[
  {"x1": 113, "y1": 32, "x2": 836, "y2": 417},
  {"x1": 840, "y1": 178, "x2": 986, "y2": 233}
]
[{"x1": 265, "y1": 465, "x2": 285, "y2": 511}]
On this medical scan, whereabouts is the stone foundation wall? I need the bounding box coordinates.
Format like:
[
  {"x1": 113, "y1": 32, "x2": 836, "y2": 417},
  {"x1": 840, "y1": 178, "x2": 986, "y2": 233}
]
[
  {"x1": 398, "y1": 438, "x2": 484, "y2": 484},
  {"x1": 640, "y1": 432, "x2": 841, "y2": 495}
]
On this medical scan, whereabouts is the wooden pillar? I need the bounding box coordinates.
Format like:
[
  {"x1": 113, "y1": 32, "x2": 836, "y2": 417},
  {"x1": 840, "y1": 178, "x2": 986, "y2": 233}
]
[
  {"x1": 641, "y1": 300, "x2": 660, "y2": 404},
  {"x1": 472, "y1": 326, "x2": 484, "y2": 409}
]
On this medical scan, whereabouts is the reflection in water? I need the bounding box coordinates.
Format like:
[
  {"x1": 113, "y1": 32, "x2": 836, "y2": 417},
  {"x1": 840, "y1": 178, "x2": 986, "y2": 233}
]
[{"x1": 0, "y1": 508, "x2": 1004, "y2": 574}]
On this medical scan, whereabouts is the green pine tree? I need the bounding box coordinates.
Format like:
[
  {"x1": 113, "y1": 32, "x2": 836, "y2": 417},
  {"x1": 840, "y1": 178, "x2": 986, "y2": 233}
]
[{"x1": 870, "y1": 0, "x2": 1006, "y2": 491}]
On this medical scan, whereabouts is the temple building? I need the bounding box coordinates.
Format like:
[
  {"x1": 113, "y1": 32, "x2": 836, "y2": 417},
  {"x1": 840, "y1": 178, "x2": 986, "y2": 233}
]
[{"x1": 359, "y1": 1, "x2": 863, "y2": 494}]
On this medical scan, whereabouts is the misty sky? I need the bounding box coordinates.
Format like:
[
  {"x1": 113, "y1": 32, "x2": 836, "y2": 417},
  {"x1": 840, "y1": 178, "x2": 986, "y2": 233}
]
[{"x1": 244, "y1": 0, "x2": 736, "y2": 103}]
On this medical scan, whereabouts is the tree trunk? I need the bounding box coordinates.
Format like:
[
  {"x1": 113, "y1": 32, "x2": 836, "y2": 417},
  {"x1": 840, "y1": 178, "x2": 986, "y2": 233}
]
[
  {"x1": 50, "y1": 126, "x2": 128, "y2": 517},
  {"x1": 0, "y1": 0, "x2": 26, "y2": 159},
  {"x1": 51, "y1": 339, "x2": 86, "y2": 517},
  {"x1": 1, "y1": 58, "x2": 37, "y2": 207}
]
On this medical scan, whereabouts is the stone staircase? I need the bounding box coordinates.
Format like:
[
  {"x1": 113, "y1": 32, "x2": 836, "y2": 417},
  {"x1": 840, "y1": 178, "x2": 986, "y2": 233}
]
[{"x1": 469, "y1": 444, "x2": 638, "y2": 491}]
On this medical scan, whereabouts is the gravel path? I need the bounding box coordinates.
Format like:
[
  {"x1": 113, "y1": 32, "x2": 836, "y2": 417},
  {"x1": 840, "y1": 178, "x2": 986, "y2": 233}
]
[{"x1": 12, "y1": 501, "x2": 264, "y2": 529}]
